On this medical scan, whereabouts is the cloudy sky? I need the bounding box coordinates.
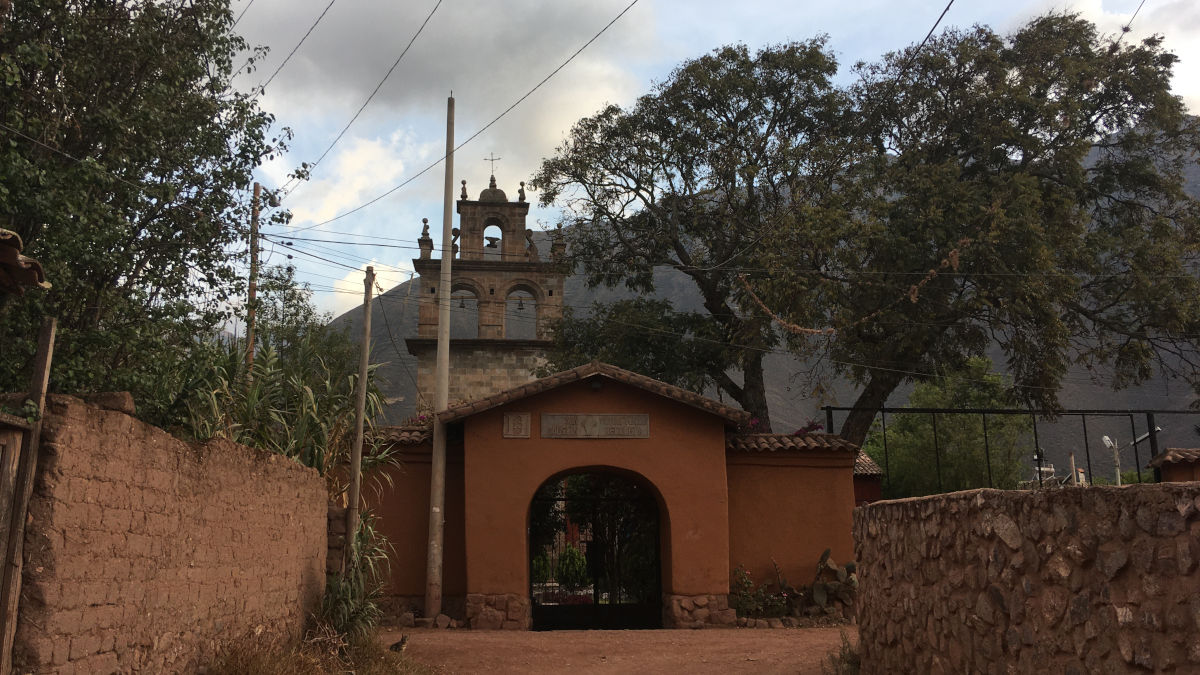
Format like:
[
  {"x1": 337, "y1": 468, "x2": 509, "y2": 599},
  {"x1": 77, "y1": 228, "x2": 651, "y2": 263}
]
[{"x1": 231, "y1": 0, "x2": 1200, "y2": 316}]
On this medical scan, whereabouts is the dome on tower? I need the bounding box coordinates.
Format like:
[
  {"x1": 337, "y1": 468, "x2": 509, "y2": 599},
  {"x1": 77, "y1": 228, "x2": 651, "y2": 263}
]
[{"x1": 478, "y1": 175, "x2": 507, "y2": 202}]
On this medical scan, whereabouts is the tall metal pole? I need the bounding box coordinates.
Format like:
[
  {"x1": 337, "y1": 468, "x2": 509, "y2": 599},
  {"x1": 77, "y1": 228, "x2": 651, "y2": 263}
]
[
  {"x1": 344, "y1": 266, "x2": 374, "y2": 574},
  {"x1": 426, "y1": 95, "x2": 454, "y2": 619},
  {"x1": 245, "y1": 181, "x2": 261, "y2": 371}
]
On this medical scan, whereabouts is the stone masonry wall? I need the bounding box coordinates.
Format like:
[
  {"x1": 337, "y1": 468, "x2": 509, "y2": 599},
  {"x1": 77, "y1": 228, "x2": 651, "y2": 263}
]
[
  {"x1": 12, "y1": 395, "x2": 327, "y2": 673},
  {"x1": 413, "y1": 343, "x2": 546, "y2": 406},
  {"x1": 854, "y1": 485, "x2": 1200, "y2": 674},
  {"x1": 663, "y1": 593, "x2": 737, "y2": 628}
]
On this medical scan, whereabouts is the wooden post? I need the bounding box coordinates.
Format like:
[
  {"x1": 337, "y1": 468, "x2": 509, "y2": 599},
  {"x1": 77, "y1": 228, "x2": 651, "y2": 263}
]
[
  {"x1": 425, "y1": 95, "x2": 454, "y2": 619},
  {"x1": 343, "y1": 266, "x2": 374, "y2": 574},
  {"x1": 245, "y1": 181, "x2": 262, "y2": 371},
  {"x1": 1, "y1": 317, "x2": 56, "y2": 675}
]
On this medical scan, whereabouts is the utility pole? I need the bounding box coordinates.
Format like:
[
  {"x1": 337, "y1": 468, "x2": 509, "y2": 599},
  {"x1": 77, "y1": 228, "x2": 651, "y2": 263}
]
[
  {"x1": 344, "y1": 266, "x2": 375, "y2": 573},
  {"x1": 425, "y1": 94, "x2": 454, "y2": 619},
  {"x1": 245, "y1": 181, "x2": 262, "y2": 371}
]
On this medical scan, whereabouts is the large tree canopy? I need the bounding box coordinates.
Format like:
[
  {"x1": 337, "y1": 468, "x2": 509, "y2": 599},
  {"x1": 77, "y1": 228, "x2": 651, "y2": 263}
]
[
  {"x1": 0, "y1": 0, "x2": 286, "y2": 419},
  {"x1": 753, "y1": 15, "x2": 1200, "y2": 444},
  {"x1": 537, "y1": 15, "x2": 1200, "y2": 444},
  {"x1": 533, "y1": 40, "x2": 852, "y2": 429}
]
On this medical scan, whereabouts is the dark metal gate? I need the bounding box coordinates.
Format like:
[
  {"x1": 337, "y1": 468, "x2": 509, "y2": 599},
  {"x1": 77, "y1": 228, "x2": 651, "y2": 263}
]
[{"x1": 529, "y1": 472, "x2": 661, "y2": 630}]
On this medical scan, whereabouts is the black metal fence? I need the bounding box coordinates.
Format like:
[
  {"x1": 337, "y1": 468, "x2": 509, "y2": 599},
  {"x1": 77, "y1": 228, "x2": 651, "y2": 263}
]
[{"x1": 824, "y1": 406, "x2": 1197, "y2": 495}]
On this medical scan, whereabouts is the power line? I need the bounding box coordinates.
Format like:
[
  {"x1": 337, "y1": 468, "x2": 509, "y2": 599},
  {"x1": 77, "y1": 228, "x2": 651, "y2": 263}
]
[
  {"x1": 253, "y1": 0, "x2": 339, "y2": 96},
  {"x1": 283, "y1": 0, "x2": 642, "y2": 233},
  {"x1": 232, "y1": 0, "x2": 255, "y2": 28},
  {"x1": 280, "y1": 0, "x2": 444, "y2": 199}
]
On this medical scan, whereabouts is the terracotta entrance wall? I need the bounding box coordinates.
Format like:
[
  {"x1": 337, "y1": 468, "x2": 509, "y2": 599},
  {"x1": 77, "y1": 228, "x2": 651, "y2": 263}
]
[
  {"x1": 727, "y1": 452, "x2": 856, "y2": 585},
  {"x1": 368, "y1": 442, "x2": 467, "y2": 611},
  {"x1": 461, "y1": 379, "x2": 731, "y2": 602}
]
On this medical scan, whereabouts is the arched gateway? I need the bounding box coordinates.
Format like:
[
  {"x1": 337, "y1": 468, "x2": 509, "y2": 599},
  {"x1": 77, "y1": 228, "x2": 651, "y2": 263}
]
[
  {"x1": 529, "y1": 469, "x2": 664, "y2": 630},
  {"x1": 370, "y1": 361, "x2": 860, "y2": 630}
]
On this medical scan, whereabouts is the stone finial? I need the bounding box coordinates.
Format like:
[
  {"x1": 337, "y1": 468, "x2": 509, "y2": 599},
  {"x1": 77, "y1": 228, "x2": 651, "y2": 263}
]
[
  {"x1": 489, "y1": 174, "x2": 497, "y2": 190},
  {"x1": 550, "y1": 222, "x2": 566, "y2": 261},
  {"x1": 418, "y1": 217, "x2": 433, "y2": 260},
  {"x1": 460, "y1": 180, "x2": 467, "y2": 201},
  {"x1": 518, "y1": 181, "x2": 526, "y2": 203}
]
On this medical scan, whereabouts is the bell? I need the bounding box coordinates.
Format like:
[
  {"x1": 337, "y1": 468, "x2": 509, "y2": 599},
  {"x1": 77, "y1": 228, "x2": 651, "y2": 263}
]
[
  {"x1": 458, "y1": 298, "x2": 466, "y2": 309},
  {"x1": 517, "y1": 299, "x2": 525, "y2": 311}
]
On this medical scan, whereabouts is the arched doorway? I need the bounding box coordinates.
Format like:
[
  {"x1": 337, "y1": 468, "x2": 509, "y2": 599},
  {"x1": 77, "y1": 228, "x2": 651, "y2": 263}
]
[{"x1": 528, "y1": 470, "x2": 662, "y2": 630}]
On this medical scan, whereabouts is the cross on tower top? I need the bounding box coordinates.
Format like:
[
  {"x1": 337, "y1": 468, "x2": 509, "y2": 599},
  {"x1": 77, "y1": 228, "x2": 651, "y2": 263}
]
[{"x1": 483, "y1": 153, "x2": 502, "y2": 175}]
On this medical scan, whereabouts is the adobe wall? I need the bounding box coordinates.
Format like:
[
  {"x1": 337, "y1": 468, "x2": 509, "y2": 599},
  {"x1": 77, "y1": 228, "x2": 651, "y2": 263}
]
[
  {"x1": 853, "y1": 485, "x2": 1200, "y2": 674},
  {"x1": 460, "y1": 379, "x2": 733, "y2": 629},
  {"x1": 12, "y1": 395, "x2": 327, "y2": 673},
  {"x1": 727, "y1": 451, "x2": 856, "y2": 587}
]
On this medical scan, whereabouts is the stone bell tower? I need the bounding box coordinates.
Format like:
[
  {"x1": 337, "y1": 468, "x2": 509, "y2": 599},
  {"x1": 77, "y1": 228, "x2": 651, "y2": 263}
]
[{"x1": 406, "y1": 174, "x2": 566, "y2": 408}]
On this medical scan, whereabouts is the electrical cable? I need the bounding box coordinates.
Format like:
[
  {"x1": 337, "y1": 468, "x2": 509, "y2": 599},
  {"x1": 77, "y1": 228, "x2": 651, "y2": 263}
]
[
  {"x1": 281, "y1": 0, "x2": 642, "y2": 233},
  {"x1": 279, "y1": 0, "x2": 444, "y2": 199},
  {"x1": 252, "y1": 0, "x2": 338, "y2": 96}
]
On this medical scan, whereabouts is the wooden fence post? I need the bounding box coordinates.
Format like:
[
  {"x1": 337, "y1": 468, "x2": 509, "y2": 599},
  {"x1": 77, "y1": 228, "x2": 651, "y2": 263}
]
[{"x1": 0, "y1": 317, "x2": 56, "y2": 675}]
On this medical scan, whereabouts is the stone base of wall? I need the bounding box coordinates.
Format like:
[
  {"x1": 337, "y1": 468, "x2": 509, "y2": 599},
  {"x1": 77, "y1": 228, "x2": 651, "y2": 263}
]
[
  {"x1": 854, "y1": 485, "x2": 1200, "y2": 674},
  {"x1": 465, "y1": 593, "x2": 530, "y2": 629},
  {"x1": 663, "y1": 594, "x2": 737, "y2": 628}
]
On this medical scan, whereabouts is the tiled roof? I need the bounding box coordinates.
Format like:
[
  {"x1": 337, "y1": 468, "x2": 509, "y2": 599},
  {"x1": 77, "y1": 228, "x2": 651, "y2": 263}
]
[
  {"x1": 438, "y1": 361, "x2": 752, "y2": 425},
  {"x1": 1148, "y1": 447, "x2": 1200, "y2": 468},
  {"x1": 373, "y1": 425, "x2": 432, "y2": 445},
  {"x1": 726, "y1": 432, "x2": 860, "y2": 454},
  {"x1": 855, "y1": 452, "x2": 884, "y2": 477},
  {"x1": 0, "y1": 229, "x2": 49, "y2": 296}
]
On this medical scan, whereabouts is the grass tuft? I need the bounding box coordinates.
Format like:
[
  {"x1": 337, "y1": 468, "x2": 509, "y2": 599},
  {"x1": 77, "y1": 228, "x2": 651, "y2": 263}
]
[
  {"x1": 821, "y1": 630, "x2": 860, "y2": 675},
  {"x1": 207, "y1": 625, "x2": 432, "y2": 675}
]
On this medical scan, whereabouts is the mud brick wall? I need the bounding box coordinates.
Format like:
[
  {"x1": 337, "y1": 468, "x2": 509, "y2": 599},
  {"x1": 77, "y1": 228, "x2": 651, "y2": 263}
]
[
  {"x1": 12, "y1": 395, "x2": 327, "y2": 673},
  {"x1": 854, "y1": 485, "x2": 1200, "y2": 674}
]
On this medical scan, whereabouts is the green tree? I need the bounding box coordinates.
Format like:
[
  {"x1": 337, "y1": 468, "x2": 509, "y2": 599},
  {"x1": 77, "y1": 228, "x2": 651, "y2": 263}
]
[
  {"x1": 533, "y1": 41, "x2": 852, "y2": 431},
  {"x1": 540, "y1": 299, "x2": 729, "y2": 395},
  {"x1": 0, "y1": 0, "x2": 289, "y2": 412},
  {"x1": 751, "y1": 15, "x2": 1200, "y2": 445},
  {"x1": 863, "y1": 358, "x2": 1031, "y2": 498}
]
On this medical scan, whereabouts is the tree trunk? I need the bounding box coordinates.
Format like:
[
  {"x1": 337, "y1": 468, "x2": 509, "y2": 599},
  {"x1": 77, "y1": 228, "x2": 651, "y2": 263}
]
[
  {"x1": 738, "y1": 349, "x2": 772, "y2": 433},
  {"x1": 839, "y1": 369, "x2": 904, "y2": 446}
]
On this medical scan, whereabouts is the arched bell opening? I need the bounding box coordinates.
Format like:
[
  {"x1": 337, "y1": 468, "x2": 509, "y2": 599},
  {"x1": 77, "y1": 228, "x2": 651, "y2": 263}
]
[
  {"x1": 528, "y1": 467, "x2": 664, "y2": 630},
  {"x1": 483, "y1": 221, "x2": 503, "y2": 261},
  {"x1": 505, "y1": 288, "x2": 537, "y2": 340},
  {"x1": 449, "y1": 286, "x2": 480, "y2": 339}
]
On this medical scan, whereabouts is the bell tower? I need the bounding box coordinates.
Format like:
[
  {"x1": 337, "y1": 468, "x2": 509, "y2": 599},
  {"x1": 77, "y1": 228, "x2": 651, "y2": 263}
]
[{"x1": 406, "y1": 173, "x2": 566, "y2": 407}]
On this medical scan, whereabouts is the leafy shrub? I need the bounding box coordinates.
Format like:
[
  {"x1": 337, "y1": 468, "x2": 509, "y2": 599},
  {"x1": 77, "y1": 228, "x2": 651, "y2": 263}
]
[
  {"x1": 531, "y1": 552, "x2": 552, "y2": 585},
  {"x1": 554, "y1": 544, "x2": 590, "y2": 592},
  {"x1": 321, "y1": 512, "x2": 391, "y2": 645}
]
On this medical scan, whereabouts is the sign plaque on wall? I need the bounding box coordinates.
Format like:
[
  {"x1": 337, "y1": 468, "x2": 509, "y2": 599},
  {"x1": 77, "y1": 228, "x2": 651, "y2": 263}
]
[
  {"x1": 502, "y1": 412, "x2": 531, "y2": 438},
  {"x1": 541, "y1": 413, "x2": 650, "y2": 439}
]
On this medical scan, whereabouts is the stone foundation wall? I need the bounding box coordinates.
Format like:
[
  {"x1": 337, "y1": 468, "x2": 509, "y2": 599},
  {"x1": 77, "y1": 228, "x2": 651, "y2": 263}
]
[
  {"x1": 465, "y1": 593, "x2": 530, "y2": 629},
  {"x1": 853, "y1": 485, "x2": 1200, "y2": 674},
  {"x1": 13, "y1": 395, "x2": 327, "y2": 673},
  {"x1": 663, "y1": 593, "x2": 737, "y2": 628}
]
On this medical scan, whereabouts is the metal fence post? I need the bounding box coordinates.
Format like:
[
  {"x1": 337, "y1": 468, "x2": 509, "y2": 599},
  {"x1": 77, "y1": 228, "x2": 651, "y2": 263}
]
[
  {"x1": 982, "y1": 413, "x2": 993, "y2": 488},
  {"x1": 1144, "y1": 412, "x2": 1158, "y2": 483},
  {"x1": 1081, "y1": 415, "x2": 1094, "y2": 486},
  {"x1": 881, "y1": 410, "x2": 890, "y2": 491},
  {"x1": 1128, "y1": 415, "x2": 1138, "y2": 484},
  {"x1": 931, "y1": 412, "x2": 942, "y2": 492},
  {"x1": 1031, "y1": 414, "x2": 1042, "y2": 488}
]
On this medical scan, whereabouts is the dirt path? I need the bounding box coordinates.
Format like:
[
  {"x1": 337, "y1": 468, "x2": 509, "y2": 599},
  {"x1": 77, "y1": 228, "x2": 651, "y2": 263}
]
[{"x1": 379, "y1": 626, "x2": 855, "y2": 674}]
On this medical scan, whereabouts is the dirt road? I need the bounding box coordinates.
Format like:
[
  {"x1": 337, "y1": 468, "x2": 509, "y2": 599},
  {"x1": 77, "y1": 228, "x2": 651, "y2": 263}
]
[{"x1": 380, "y1": 626, "x2": 855, "y2": 674}]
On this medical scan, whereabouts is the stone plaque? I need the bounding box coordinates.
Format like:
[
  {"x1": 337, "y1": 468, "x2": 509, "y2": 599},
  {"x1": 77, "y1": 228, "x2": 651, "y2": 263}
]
[
  {"x1": 541, "y1": 414, "x2": 649, "y2": 439},
  {"x1": 502, "y1": 412, "x2": 531, "y2": 438}
]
